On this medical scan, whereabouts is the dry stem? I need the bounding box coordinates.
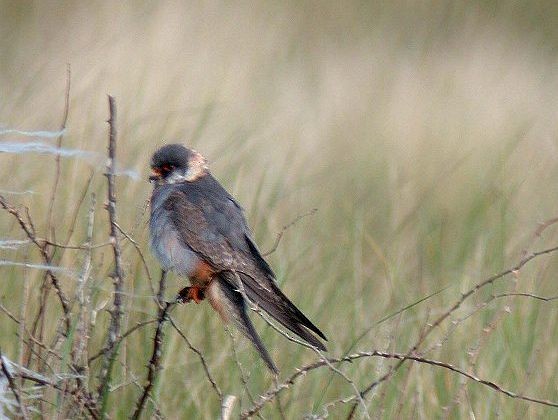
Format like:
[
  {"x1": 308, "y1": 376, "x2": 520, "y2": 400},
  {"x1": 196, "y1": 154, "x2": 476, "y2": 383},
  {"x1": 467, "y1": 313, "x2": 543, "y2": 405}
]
[{"x1": 97, "y1": 95, "x2": 126, "y2": 411}]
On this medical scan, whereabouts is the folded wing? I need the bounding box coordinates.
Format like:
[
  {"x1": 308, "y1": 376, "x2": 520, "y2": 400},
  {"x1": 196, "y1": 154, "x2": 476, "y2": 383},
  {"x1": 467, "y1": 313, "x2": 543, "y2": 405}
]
[{"x1": 164, "y1": 176, "x2": 327, "y2": 350}]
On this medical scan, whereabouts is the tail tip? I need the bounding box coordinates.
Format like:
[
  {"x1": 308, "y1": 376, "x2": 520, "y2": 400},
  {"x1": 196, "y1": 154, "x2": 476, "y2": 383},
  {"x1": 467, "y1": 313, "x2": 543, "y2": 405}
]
[{"x1": 316, "y1": 341, "x2": 327, "y2": 352}]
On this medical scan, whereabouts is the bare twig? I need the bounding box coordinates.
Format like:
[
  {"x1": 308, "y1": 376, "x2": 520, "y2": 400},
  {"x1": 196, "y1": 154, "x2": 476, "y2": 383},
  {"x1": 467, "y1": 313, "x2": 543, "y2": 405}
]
[
  {"x1": 423, "y1": 298, "x2": 489, "y2": 355},
  {"x1": 38, "y1": 227, "x2": 148, "y2": 252},
  {"x1": 27, "y1": 69, "x2": 73, "y2": 379},
  {"x1": 316, "y1": 393, "x2": 358, "y2": 419},
  {"x1": 520, "y1": 216, "x2": 558, "y2": 259},
  {"x1": 40, "y1": 172, "x2": 95, "y2": 371},
  {"x1": 127, "y1": 370, "x2": 165, "y2": 419},
  {"x1": 241, "y1": 350, "x2": 558, "y2": 418},
  {"x1": 309, "y1": 348, "x2": 369, "y2": 418},
  {"x1": 0, "y1": 304, "x2": 65, "y2": 364},
  {"x1": 46, "y1": 63, "x2": 71, "y2": 242},
  {"x1": 4, "y1": 359, "x2": 100, "y2": 419},
  {"x1": 262, "y1": 208, "x2": 317, "y2": 256},
  {"x1": 445, "y1": 297, "x2": 509, "y2": 418},
  {"x1": 441, "y1": 228, "x2": 558, "y2": 415},
  {"x1": 18, "y1": 252, "x2": 30, "y2": 390},
  {"x1": 38, "y1": 238, "x2": 111, "y2": 250},
  {"x1": 493, "y1": 292, "x2": 558, "y2": 302},
  {"x1": 229, "y1": 270, "x2": 369, "y2": 416},
  {"x1": 72, "y1": 193, "x2": 96, "y2": 388},
  {"x1": 0, "y1": 302, "x2": 20, "y2": 324},
  {"x1": 168, "y1": 315, "x2": 223, "y2": 403},
  {"x1": 62, "y1": 170, "x2": 95, "y2": 246},
  {"x1": 114, "y1": 222, "x2": 155, "y2": 297},
  {"x1": 132, "y1": 271, "x2": 169, "y2": 420},
  {"x1": 88, "y1": 320, "x2": 157, "y2": 364},
  {"x1": 98, "y1": 95, "x2": 126, "y2": 412},
  {"x1": 346, "y1": 244, "x2": 558, "y2": 418},
  {"x1": 0, "y1": 196, "x2": 71, "y2": 332},
  {"x1": 0, "y1": 198, "x2": 48, "y2": 258},
  {"x1": 228, "y1": 330, "x2": 258, "y2": 408}
]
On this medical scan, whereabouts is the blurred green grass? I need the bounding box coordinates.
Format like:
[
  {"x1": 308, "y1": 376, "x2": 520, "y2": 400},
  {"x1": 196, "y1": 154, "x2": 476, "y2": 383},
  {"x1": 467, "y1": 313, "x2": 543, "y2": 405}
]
[{"x1": 1, "y1": 1, "x2": 558, "y2": 418}]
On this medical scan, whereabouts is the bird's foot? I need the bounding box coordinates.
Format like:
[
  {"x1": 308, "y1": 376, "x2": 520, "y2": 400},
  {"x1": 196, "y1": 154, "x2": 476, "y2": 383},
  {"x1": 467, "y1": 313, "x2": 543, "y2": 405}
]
[{"x1": 176, "y1": 286, "x2": 205, "y2": 304}]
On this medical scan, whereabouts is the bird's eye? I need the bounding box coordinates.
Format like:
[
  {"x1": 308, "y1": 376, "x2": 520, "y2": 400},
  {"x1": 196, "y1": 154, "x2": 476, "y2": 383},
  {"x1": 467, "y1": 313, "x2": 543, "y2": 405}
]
[{"x1": 162, "y1": 165, "x2": 173, "y2": 174}]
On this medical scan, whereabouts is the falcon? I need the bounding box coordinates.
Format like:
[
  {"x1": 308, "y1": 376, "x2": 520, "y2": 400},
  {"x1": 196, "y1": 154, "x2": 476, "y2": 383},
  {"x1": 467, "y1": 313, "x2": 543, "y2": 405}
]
[{"x1": 148, "y1": 144, "x2": 327, "y2": 373}]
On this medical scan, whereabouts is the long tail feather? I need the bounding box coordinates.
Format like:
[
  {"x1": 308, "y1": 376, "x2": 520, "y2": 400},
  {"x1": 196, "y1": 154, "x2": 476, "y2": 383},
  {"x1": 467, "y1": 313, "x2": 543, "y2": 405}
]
[
  {"x1": 210, "y1": 275, "x2": 279, "y2": 374},
  {"x1": 239, "y1": 274, "x2": 327, "y2": 349}
]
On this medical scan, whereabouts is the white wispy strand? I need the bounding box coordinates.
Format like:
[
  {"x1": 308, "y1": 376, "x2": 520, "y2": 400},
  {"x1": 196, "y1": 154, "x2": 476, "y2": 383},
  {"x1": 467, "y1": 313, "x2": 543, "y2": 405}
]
[
  {"x1": 0, "y1": 356, "x2": 50, "y2": 384},
  {"x1": 0, "y1": 355, "x2": 52, "y2": 417},
  {"x1": 0, "y1": 128, "x2": 66, "y2": 138},
  {"x1": 113, "y1": 168, "x2": 140, "y2": 180},
  {"x1": 0, "y1": 382, "x2": 17, "y2": 417},
  {"x1": 1, "y1": 354, "x2": 81, "y2": 384},
  {"x1": 0, "y1": 142, "x2": 139, "y2": 179},
  {"x1": 0, "y1": 190, "x2": 35, "y2": 195},
  {"x1": 0, "y1": 142, "x2": 98, "y2": 159},
  {"x1": 0, "y1": 240, "x2": 30, "y2": 249},
  {"x1": 0, "y1": 260, "x2": 74, "y2": 275}
]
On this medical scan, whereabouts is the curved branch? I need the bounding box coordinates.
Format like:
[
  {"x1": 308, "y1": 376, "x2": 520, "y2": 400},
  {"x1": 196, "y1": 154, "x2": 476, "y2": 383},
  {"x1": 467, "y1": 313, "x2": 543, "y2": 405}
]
[{"x1": 242, "y1": 350, "x2": 558, "y2": 418}]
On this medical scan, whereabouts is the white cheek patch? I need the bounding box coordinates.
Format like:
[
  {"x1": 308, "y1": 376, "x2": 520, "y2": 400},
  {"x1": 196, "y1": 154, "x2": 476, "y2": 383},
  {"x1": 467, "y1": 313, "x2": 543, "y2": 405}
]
[
  {"x1": 165, "y1": 171, "x2": 188, "y2": 184},
  {"x1": 184, "y1": 167, "x2": 204, "y2": 181},
  {"x1": 184, "y1": 149, "x2": 209, "y2": 181},
  {"x1": 156, "y1": 149, "x2": 209, "y2": 184}
]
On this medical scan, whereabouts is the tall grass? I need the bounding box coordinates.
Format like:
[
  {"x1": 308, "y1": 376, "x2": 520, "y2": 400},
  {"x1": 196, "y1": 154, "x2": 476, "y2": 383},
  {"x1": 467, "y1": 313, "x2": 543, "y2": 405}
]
[{"x1": 1, "y1": 1, "x2": 558, "y2": 418}]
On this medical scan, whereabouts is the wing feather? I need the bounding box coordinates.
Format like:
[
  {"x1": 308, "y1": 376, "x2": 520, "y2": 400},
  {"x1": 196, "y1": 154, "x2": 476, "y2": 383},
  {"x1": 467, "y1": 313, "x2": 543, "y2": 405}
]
[{"x1": 163, "y1": 176, "x2": 327, "y2": 349}]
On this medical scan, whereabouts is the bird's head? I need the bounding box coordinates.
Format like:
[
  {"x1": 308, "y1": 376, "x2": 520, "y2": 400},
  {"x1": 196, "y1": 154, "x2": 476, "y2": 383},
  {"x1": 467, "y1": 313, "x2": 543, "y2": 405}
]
[{"x1": 149, "y1": 144, "x2": 209, "y2": 185}]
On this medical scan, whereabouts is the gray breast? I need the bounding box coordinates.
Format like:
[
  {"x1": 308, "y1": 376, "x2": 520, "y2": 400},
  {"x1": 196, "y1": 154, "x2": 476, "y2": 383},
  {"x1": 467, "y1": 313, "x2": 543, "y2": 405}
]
[{"x1": 149, "y1": 186, "x2": 201, "y2": 277}]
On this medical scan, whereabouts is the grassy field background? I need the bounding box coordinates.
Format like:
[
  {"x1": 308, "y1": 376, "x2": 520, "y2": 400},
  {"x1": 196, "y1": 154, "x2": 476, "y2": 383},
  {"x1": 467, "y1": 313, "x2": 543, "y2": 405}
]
[{"x1": 1, "y1": 1, "x2": 558, "y2": 418}]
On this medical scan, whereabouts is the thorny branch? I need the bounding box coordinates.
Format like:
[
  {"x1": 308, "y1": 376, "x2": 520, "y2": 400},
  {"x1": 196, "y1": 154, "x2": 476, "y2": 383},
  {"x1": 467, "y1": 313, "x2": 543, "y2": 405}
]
[
  {"x1": 443, "y1": 215, "x2": 558, "y2": 416},
  {"x1": 344, "y1": 244, "x2": 558, "y2": 418},
  {"x1": 230, "y1": 270, "x2": 370, "y2": 417},
  {"x1": 87, "y1": 320, "x2": 157, "y2": 364},
  {"x1": 97, "y1": 95, "x2": 126, "y2": 410},
  {"x1": 241, "y1": 350, "x2": 558, "y2": 418},
  {"x1": 1, "y1": 80, "x2": 557, "y2": 420},
  {"x1": 31, "y1": 65, "x2": 72, "y2": 375},
  {"x1": 115, "y1": 273, "x2": 220, "y2": 411},
  {"x1": 2, "y1": 355, "x2": 100, "y2": 419},
  {"x1": 168, "y1": 315, "x2": 223, "y2": 403},
  {"x1": 130, "y1": 274, "x2": 222, "y2": 418},
  {"x1": 114, "y1": 221, "x2": 155, "y2": 297},
  {"x1": 72, "y1": 193, "x2": 96, "y2": 389},
  {"x1": 0, "y1": 195, "x2": 71, "y2": 332},
  {"x1": 131, "y1": 270, "x2": 169, "y2": 420},
  {"x1": 0, "y1": 302, "x2": 67, "y2": 367}
]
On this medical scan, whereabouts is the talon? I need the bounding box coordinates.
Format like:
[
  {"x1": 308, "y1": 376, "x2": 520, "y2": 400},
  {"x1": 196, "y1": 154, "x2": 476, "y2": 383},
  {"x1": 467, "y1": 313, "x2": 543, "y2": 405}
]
[
  {"x1": 176, "y1": 286, "x2": 205, "y2": 304},
  {"x1": 176, "y1": 287, "x2": 191, "y2": 304},
  {"x1": 190, "y1": 286, "x2": 205, "y2": 303}
]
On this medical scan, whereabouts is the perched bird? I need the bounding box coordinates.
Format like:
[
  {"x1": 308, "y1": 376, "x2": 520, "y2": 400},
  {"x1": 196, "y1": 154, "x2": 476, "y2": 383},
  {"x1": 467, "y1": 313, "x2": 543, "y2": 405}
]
[{"x1": 148, "y1": 144, "x2": 327, "y2": 373}]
